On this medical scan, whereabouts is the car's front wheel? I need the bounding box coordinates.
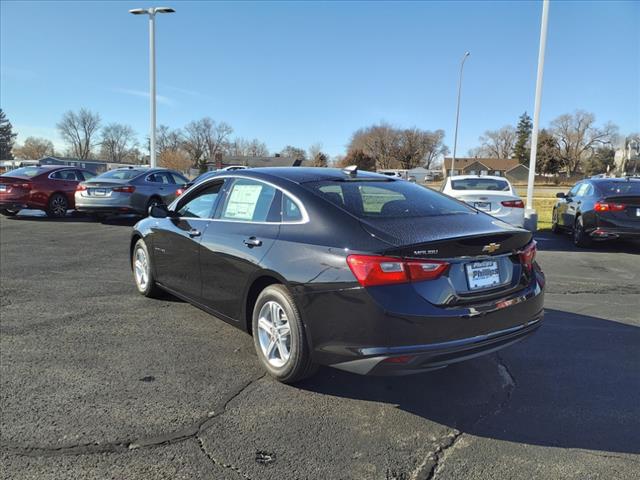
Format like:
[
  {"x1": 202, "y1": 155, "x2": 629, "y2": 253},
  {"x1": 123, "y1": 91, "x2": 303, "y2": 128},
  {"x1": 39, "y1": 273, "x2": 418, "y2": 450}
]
[
  {"x1": 551, "y1": 208, "x2": 561, "y2": 234},
  {"x1": 132, "y1": 238, "x2": 163, "y2": 298},
  {"x1": 252, "y1": 284, "x2": 317, "y2": 383},
  {"x1": 573, "y1": 216, "x2": 592, "y2": 248}
]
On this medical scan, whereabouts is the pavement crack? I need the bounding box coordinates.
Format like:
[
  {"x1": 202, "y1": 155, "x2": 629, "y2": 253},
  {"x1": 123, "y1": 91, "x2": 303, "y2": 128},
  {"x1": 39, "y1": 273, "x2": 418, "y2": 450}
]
[
  {"x1": 2, "y1": 372, "x2": 266, "y2": 458},
  {"x1": 196, "y1": 435, "x2": 252, "y2": 479}
]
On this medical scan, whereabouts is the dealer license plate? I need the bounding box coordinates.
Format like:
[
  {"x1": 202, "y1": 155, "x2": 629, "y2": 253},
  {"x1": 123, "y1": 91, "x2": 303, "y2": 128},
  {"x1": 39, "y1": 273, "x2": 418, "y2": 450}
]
[
  {"x1": 92, "y1": 188, "x2": 107, "y2": 196},
  {"x1": 474, "y1": 201, "x2": 491, "y2": 211},
  {"x1": 466, "y1": 260, "x2": 501, "y2": 290}
]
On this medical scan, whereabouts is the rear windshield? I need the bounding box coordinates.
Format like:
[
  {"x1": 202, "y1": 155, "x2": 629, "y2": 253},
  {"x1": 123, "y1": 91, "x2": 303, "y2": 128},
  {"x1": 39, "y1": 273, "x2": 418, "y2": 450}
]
[
  {"x1": 451, "y1": 178, "x2": 510, "y2": 191},
  {"x1": 305, "y1": 180, "x2": 473, "y2": 218},
  {"x1": 597, "y1": 181, "x2": 640, "y2": 195},
  {"x1": 97, "y1": 169, "x2": 144, "y2": 180},
  {"x1": 2, "y1": 166, "x2": 47, "y2": 178}
]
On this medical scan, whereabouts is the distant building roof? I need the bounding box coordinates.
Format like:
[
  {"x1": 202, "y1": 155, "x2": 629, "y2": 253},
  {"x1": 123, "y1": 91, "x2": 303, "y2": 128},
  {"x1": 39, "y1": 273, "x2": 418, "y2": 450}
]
[
  {"x1": 207, "y1": 155, "x2": 309, "y2": 169},
  {"x1": 443, "y1": 157, "x2": 520, "y2": 171}
]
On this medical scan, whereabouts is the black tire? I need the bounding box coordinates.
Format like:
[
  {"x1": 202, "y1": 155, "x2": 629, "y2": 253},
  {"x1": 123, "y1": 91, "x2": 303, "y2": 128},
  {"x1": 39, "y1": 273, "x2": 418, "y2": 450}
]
[
  {"x1": 132, "y1": 238, "x2": 163, "y2": 298},
  {"x1": 551, "y1": 208, "x2": 561, "y2": 234},
  {"x1": 145, "y1": 197, "x2": 162, "y2": 217},
  {"x1": 0, "y1": 209, "x2": 19, "y2": 217},
  {"x1": 252, "y1": 284, "x2": 317, "y2": 383},
  {"x1": 46, "y1": 193, "x2": 68, "y2": 218},
  {"x1": 573, "y1": 216, "x2": 592, "y2": 248}
]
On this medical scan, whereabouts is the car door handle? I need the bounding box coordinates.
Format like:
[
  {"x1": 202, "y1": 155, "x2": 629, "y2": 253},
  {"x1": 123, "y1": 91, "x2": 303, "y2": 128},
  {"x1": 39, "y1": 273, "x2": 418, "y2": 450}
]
[
  {"x1": 243, "y1": 237, "x2": 262, "y2": 247},
  {"x1": 188, "y1": 229, "x2": 201, "y2": 238}
]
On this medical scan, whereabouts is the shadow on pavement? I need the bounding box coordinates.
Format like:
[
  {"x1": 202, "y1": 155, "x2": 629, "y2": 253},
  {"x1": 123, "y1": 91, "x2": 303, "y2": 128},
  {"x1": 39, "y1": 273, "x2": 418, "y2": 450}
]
[
  {"x1": 298, "y1": 308, "x2": 640, "y2": 454},
  {"x1": 535, "y1": 231, "x2": 639, "y2": 254},
  {"x1": 4, "y1": 210, "x2": 139, "y2": 227}
]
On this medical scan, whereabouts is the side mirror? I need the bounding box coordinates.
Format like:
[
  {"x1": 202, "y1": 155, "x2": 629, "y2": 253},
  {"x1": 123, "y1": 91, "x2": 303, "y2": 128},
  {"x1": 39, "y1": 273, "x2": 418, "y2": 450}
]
[
  {"x1": 149, "y1": 203, "x2": 170, "y2": 218},
  {"x1": 556, "y1": 192, "x2": 566, "y2": 199}
]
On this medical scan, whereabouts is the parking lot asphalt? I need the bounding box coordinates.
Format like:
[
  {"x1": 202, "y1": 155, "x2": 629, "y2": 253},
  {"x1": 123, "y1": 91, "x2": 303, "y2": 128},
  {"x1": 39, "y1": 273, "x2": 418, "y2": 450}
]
[{"x1": 1, "y1": 212, "x2": 639, "y2": 480}]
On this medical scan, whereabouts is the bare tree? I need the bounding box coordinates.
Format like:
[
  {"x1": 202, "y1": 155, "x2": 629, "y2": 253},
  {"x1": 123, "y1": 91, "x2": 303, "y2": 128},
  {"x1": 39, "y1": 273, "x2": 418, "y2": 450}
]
[
  {"x1": 56, "y1": 108, "x2": 101, "y2": 159},
  {"x1": 280, "y1": 145, "x2": 307, "y2": 160},
  {"x1": 100, "y1": 123, "x2": 137, "y2": 162},
  {"x1": 422, "y1": 129, "x2": 449, "y2": 168},
  {"x1": 156, "y1": 125, "x2": 184, "y2": 154},
  {"x1": 550, "y1": 110, "x2": 618, "y2": 175},
  {"x1": 470, "y1": 126, "x2": 517, "y2": 159},
  {"x1": 227, "y1": 137, "x2": 269, "y2": 157},
  {"x1": 348, "y1": 122, "x2": 400, "y2": 169},
  {"x1": 159, "y1": 149, "x2": 191, "y2": 172},
  {"x1": 13, "y1": 136, "x2": 55, "y2": 159},
  {"x1": 311, "y1": 151, "x2": 329, "y2": 167},
  {"x1": 183, "y1": 118, "x2": 232, "y2": 170},
  {"x1": 338, "y1": 149, "x2": 376, "y2": 171}
]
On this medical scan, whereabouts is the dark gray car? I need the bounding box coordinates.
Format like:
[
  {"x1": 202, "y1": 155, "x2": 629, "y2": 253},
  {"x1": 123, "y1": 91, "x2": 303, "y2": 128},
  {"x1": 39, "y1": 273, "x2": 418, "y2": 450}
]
[{"x1": 75, "y1": 167, "x2": 188, "y2": 219}]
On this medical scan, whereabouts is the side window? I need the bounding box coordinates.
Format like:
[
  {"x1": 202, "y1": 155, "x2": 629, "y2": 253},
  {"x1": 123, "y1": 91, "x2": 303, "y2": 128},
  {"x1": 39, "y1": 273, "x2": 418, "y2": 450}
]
[
  {"x1": 569, "y1": 183, "x2": 582, "y2": 197},
  {"x1": 171, "y1": 172, "x2": 188, "y2": 185},
  {"x1": 81, "y1": 170, "x2": 96, "y2": 180},
  {"x1": 319, "y1": 184, "x2": 344, "y2": 206},
  {"x1": 283, "y1": 194, "x2": 303, "y2": 222},
  {"x1": 359, "y1": 185, "x2": 406, "y2": 214},
  {"x1": 177, "y1": 183, "x2": 222, "y2": 218},
  {"x1": 220, "y1": 179, "x2": 277, "y2": 222},
  {"x1": 576, "y1": 183, "x2": 590, "y2": 197},
  {"x1": 49, "y1": 171, "x2": 63, "y2": 179},
  {"x1": 148, "y1": 172, "x2": 172, "y2": 184}
]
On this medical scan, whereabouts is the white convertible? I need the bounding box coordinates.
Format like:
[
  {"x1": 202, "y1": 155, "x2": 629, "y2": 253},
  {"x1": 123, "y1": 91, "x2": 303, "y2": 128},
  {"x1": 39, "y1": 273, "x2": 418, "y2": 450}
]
[{"x1": 441, "y1": 175, "x2": 525, "y2": 227}]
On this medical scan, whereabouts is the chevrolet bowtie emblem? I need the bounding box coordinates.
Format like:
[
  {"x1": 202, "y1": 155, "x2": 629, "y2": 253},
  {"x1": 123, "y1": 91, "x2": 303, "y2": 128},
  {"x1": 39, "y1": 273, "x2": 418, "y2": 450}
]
[{"x1": 482, "y1": 243, "x2": 500, "y2": 253}]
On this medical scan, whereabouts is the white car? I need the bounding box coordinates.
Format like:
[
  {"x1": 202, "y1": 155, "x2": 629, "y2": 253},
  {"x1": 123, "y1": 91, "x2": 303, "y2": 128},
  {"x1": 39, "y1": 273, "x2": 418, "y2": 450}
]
[{"x1": 441, "y1": 175, "x2": 525, "y2": 227}]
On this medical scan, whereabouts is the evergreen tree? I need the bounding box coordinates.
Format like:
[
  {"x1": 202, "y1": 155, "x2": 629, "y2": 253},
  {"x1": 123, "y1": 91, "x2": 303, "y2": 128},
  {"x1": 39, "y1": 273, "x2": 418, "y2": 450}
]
[
  {"x1": 514, "y1": 112, "x2": 533, "y2": 164},
  {"x1": 0, "y1": 109, "x2": 17, "y2": 160}
]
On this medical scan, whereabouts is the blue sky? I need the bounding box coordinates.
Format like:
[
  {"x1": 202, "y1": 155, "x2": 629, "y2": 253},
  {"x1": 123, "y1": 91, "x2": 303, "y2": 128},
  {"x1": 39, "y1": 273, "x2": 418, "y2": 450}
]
[{"x1": 1, "y1": 0, "x2": 638, "y2": 157}]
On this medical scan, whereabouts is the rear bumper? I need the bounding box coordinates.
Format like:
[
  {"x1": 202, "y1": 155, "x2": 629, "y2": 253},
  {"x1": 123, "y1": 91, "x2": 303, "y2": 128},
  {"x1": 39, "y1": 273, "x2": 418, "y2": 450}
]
[
  {"x1": 333, "y1": 317, "x2": 541, "y2": 375},
  {"x1": 298, "y1": 270, "x2": 544, "y2": 375},
  {"x1": 75, "y1": 205, "x2": 138, "y2": 215},
  {"x1": 590, "y1": 227, "x2": 640, "y2": 240}
]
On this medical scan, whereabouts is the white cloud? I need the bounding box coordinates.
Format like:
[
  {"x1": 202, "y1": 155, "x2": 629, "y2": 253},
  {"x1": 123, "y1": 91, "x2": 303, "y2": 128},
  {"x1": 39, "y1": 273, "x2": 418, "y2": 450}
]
[{"x1": 113, "y1": 88, "x2": 175, "y2": 106}]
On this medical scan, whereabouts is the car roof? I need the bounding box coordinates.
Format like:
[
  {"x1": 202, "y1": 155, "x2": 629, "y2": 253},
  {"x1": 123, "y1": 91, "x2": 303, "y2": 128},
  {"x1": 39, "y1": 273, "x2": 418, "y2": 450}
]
[
  {"x1": 221, "y1": 167, "x2": 388, "y2": 184},
  {"x1": 590, "y1": 177, "x2": 640, "y2": 183}
]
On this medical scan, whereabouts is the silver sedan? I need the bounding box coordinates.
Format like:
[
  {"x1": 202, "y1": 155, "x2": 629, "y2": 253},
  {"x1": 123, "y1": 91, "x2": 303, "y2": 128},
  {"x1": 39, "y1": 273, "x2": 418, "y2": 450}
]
[{"x1": 75, "y1": 167, "x2": 188, "y2": 219}]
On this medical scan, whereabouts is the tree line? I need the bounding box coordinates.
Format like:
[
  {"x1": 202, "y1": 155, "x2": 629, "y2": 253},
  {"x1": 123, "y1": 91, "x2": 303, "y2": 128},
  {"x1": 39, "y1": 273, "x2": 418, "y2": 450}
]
[{"x1": 468, "y1": 110, "x2": 636, "y2": 176}]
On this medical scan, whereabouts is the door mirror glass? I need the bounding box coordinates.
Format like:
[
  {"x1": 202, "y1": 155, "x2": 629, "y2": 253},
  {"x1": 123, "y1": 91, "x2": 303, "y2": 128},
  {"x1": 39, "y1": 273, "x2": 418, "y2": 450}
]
[
  {"x1": 149, "y1": 203, "x2": 170, "y2": 218},
  {"x1": 556, "y1": 192, "x2": 566, "y2": 198}
]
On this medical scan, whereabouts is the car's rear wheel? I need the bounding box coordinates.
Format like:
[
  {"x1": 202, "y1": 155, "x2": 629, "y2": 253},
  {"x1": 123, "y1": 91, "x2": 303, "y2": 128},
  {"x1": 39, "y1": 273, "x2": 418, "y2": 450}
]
[
  {"x1": 551, "y1": 208, "x2": 561, "y2": 234},
  {"x1": 252, "y1": 284, "x2": 317, "y2": 383},
  {"x1": 0, "y1": 209, "x2": 19, "y2": 217},
  {"x1": 573, "y1": 216, "x2": 592, "y2": 248},
  {"x1": 132, "y1": 238, "x2": 163, "y2": 298},
  {"x1": 46, "y1": 193, "x2": 68, "y2": 218}
]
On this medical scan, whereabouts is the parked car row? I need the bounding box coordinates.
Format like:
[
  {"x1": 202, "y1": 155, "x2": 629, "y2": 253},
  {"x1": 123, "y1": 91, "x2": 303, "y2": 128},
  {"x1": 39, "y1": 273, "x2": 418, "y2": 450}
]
[{"x1": 0, "y1": 165, "x2": 188, "y2": 219}]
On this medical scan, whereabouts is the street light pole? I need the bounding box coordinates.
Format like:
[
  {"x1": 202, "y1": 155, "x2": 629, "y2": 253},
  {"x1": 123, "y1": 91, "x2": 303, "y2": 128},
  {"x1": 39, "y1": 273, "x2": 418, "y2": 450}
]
[
  {"x1": 451, "y1": 52, "x2": 470, "y2": 178},
  {"x1": 129, "y1": 7, "x2": 175, "y2": 168},
  {"x1": 525, "y1": 0, "x2": 549, "y2": 231},
  {"x1": 149, "y1": 12, "x2": 156, "y2": 168}
]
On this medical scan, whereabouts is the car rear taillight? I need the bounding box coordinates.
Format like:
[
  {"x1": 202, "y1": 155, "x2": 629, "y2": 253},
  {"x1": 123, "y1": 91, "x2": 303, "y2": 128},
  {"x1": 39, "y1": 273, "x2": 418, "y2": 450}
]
[
  {"x1": 76, "y1": 184, "x2": 87, "y2": 191},
  {"x1": 346, "y1": 255, "x2": 449, "y2": 287},
  {"x1": 12, "y1": 182, "x2": 31, "y2": 190},
  {"x1": 518, "y1": 240, "x2": 537, "y2": 271},
  {"x1": 501, "y1": 200, "x2": 525, "y2": 208},
  {"x1": 113, "y1": 186, "x2": 135, "y2": 193},
  {"x1": 594, "y1": 201, "x2": 625, "y2": 212}
]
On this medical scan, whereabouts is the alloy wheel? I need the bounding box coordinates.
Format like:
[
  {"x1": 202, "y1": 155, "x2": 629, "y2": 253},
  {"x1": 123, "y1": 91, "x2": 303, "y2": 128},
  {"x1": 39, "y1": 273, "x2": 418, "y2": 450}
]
[
  {"x1": 134, "y1": 247, "x2": 149, "y2": 291},
  {"x1": 51, "y1": 196, "x2": 67, "y2": 216},
  {"x1": 257, "y1": 301, "x2": 292, "y2": 368}
]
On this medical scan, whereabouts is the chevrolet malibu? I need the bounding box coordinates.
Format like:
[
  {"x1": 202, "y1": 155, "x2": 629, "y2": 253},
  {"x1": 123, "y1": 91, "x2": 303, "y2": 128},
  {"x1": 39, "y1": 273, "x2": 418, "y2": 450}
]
[
  {"x1": 130, "y1": 167, "x2": 544, "y2": 383},
  {"x1": 75, "y1": 167, "x2": 188, "y2": 220}
]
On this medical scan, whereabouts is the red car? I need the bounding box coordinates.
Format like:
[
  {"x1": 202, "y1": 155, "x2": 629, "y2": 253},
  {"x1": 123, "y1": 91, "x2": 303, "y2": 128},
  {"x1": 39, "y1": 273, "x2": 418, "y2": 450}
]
[{"x1": 0, "y1": 165, "x2": 97, "y2": 218}]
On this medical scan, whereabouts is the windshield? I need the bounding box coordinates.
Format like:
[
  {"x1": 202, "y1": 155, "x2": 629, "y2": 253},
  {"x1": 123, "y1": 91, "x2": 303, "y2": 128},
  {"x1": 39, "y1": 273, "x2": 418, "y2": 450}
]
[
  {"x1": 305, "y1": 180, "x2": 473, "y2": 218},
  {"x1": 451, "y1": 178, "x2": 510, "y2": 191},
  {"x1": 597, "y1": 181, "x2": 640, "y2": 195},
  {"x1": 96, "y1": 169, "x2": 144, "y2": 180},
  {"x1": 2, "y1": 166, "x2": 48, "y2": 178}
]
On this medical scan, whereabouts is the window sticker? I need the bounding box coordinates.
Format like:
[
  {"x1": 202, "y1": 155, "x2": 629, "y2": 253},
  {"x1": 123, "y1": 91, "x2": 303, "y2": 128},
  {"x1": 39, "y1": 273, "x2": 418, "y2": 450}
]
[{"x1": 224, "y1": 184, "x2": 263, "y2": 220}]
